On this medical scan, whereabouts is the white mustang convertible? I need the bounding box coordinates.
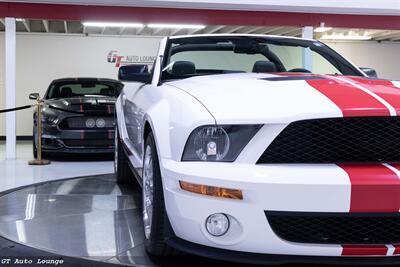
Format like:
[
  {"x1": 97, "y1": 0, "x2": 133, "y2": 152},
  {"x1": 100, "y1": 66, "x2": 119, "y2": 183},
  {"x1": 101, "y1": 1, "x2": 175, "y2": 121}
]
[{"x1": 115, "y1": 34, "x2": 400, "y2": 264}]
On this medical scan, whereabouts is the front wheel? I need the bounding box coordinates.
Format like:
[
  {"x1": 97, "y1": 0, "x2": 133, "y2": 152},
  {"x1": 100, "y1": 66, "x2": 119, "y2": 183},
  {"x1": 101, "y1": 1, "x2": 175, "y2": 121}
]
[{"x1": 142, "y1": 132, "x2": 177, "y2": 256}]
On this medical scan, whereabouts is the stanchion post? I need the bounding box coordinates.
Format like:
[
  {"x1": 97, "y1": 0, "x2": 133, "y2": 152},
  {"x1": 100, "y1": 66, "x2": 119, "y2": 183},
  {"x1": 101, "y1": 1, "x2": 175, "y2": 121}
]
[{"x1": 28, "y1": 94, "x2": 50, "y2": 166}]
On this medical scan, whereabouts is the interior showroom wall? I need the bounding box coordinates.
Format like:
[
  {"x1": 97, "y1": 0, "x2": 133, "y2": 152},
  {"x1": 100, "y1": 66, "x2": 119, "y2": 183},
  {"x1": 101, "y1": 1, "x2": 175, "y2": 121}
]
[
  {"x1": 0, "y1": 33, "x2": 161, "y2": 136},
  {"x1": 1, "y1": 33, "x2": 400, "y2": 137}
]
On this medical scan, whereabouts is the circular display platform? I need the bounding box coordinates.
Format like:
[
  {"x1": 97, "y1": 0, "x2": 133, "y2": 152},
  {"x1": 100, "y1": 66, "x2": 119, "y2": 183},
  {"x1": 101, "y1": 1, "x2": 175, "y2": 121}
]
[{"x1": 0, "y1": 174, "x2": 250, "y2": 267}]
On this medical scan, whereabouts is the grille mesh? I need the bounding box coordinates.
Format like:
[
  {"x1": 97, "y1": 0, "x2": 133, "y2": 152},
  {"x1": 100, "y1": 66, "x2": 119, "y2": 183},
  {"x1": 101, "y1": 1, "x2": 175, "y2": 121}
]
[
  {"x1": 63, "y1": 139, "x2": 113, "y2": 147},
  {"x1": 266, "y1": 211, "x2": 400, "y2": 244},
  {"x1": 258, "y1": 117, "x2": 400, "y2": 164},
  {"x1": 60, "y1": 116, "x2": 114, "y2": 130}
]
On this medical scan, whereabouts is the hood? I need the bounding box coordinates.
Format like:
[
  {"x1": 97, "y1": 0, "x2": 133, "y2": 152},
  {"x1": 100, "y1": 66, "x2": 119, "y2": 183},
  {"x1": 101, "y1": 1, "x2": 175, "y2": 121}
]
[
  {"x1": 44, "y1": 96, "x2": 116, "y2": 115},
  {"x1": 166, "y1": 73, "x2": 400, "y2": 124}
]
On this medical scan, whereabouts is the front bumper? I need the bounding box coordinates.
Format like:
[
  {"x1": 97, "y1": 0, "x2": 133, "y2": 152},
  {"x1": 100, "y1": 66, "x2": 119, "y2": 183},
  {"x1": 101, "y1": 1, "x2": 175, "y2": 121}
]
[
  {"x1": 40, "y1": 123, "x2": 114, "y2": 154},
  {"x1": 167, "y1": 237, "x2": 400, "y2": 265},
  {"x1": 161, "y1": 160, "x2": 399, "y2": 259}
]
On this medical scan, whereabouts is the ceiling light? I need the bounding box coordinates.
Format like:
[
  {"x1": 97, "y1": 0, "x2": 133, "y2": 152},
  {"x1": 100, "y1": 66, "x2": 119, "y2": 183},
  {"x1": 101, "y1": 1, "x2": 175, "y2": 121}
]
[
  {"x1": 314, "y1": 27, "x2": 332, "y2": 33},
  {"x1": 320, "y1": 34, "x2": 372, "y2": 41},
  {"x1": 16, "y1": 18, "x2": 25, "y2": 22},
  {"x1": 83, "y1": 22, "x2": 144, "y2": 28},
  {"x1": 314, "y1": 22, "x2": 332, "y2": 33},
  {"x1": 147, "y1": 23, "x2": 205, "y2": 29}
]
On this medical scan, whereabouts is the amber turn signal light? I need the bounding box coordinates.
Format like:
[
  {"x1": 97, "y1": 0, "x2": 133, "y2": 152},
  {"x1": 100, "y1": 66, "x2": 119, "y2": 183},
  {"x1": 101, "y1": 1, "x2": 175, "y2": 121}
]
[{"x1": 179, "y1": 181, "x2": 243, "y2": 200}]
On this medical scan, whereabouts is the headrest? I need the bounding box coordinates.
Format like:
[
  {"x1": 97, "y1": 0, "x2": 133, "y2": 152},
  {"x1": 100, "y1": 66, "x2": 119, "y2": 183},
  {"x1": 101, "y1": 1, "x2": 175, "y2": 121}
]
[
  {"x1": 252, "y1": 61, "x2": 277, "y2": 73},
  {"x1": 172, "y1": 61, "x2": 196, "y2": 76},
  {"x1": 60, "y1": 87, "x2": 72, "y2": 97}
]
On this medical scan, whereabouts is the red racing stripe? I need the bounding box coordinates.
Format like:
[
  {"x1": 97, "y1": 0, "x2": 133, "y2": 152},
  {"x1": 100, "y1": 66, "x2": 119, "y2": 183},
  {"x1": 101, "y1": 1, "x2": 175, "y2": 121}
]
[
  {"x1": 344, "y1": 77, "x2": 400, "y2": 115},
  {"x1": 338, "y1": 164, "x2": 400, "y2": 212},
  {"x1": 393, "y1": 245, "x2": 400, "y2": 255},
  {"x1": 342, "y1": 245, "x2": 388, "y2": 256},
  {"x1": 306, "y1": 79, "x2": 390, "y2": 117}
]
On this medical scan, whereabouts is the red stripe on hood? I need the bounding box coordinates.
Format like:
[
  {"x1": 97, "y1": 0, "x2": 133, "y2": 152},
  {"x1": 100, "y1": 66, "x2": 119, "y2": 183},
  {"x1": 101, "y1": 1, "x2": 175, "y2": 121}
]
[
  {"x1": 343, "y1": 77, "x2": 400, "y2": 115},
  {"x1": 306, "y1": 78, "x2": 390, "y2": 117},
  {"x1": 339, "y1": 164, "x2": 400, "y2": 212},
  {"x1": 342, "y1": 245, "x2": 388, "y2": 256}
]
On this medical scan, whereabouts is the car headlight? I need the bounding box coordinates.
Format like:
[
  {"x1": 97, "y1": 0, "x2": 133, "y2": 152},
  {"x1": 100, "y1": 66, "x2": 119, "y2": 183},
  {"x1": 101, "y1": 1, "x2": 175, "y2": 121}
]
[
  {"x1": 41, "y1": 108, "x2": 59, "y2": 124},
  {"x1": 182, "y1": 125, "x2": 262, "y2": 162}
]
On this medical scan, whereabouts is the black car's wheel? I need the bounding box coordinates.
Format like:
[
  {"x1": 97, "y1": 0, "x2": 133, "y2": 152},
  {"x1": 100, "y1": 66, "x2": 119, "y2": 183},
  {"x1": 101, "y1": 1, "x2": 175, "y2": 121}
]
[
  {"x1": 142, "y1": 132, "x2": 177, "y2": 256},
  {"x1": 114, "y1": 126, "x2": 132, "y2": 184}
]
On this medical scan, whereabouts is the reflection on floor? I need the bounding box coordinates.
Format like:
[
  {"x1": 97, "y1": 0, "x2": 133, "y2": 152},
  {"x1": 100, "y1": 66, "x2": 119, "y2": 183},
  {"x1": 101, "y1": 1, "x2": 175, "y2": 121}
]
[
  {"x1": 0, "y1": 141, "x2": 113, "y2": 193},
  {"x1": 0, "y1": 174, "x2": 244, "y2": 267}
]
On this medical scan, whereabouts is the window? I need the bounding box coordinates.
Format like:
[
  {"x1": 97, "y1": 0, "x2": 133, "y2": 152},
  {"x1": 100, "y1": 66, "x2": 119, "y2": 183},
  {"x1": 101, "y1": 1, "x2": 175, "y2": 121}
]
[
  {"x1": 161, "y1": 36, "x2": 362, "y2": 81},
  {"x1": 46, "y1": 81, "x2": 122, "y2": 99}
]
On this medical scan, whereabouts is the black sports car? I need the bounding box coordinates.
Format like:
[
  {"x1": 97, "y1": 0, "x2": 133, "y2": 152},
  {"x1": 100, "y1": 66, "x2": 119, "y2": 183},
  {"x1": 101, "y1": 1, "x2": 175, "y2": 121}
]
[{"x1": 31, "y1": 78, "x2": 123, "y2": 158}]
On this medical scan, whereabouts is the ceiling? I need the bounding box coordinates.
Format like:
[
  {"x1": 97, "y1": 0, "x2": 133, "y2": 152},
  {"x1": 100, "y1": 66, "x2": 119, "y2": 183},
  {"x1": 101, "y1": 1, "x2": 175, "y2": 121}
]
[
  {"x1": 1, "y1": 19, "x2": 400, "y2": 42},
  {"x1": 4, "y1": 0, "x2": 400, "y2": 15}
]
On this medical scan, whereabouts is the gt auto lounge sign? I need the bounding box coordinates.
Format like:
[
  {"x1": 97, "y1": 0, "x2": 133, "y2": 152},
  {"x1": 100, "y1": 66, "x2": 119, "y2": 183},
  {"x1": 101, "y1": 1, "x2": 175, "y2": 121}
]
[{"x1": 107, "y1": 50, "x2": 156, "y2": 67}]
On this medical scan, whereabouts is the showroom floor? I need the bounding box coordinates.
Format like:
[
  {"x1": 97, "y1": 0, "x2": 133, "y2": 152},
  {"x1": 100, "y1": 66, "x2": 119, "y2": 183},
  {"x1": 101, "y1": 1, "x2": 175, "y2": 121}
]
[{"x1": 0, "y1": 141, "x2": 114, "y2": 192}]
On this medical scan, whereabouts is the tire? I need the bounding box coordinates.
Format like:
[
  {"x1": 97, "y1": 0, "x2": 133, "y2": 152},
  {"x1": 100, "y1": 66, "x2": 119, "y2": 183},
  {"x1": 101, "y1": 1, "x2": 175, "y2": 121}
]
[
  {"x1": 114, "y1": 125, "x2": 132, "y2": 184},
  {"x1": 143, "y1": 132, "x2": 177, "y2": 256}
]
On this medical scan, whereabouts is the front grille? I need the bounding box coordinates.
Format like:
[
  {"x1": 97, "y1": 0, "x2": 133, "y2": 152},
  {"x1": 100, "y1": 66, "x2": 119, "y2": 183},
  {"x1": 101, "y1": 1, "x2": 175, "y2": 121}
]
[
  {"x1": 266, "y1": 211, "x2": 400, "y2": 244},
  {"x1": 258, "y1": 117, "x2": 400, "y2": 164},
  {"x1": 63, "y1": 139, "x2": 113, "y2": 147},
  {"x1": 59, "y1": 116, "x2": 114, "y2": 130}
]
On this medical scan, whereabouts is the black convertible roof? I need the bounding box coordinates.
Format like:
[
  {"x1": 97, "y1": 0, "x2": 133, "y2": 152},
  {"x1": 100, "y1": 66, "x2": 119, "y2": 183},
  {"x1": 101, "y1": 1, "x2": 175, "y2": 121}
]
[{"x1": 51, "y1": 77, "x2": 122, "y2": 84}]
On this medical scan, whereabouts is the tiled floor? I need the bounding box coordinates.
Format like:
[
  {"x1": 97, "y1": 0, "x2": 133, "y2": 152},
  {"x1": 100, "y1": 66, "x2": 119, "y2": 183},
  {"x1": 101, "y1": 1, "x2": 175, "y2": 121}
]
[{"x1": 0, "y1": 141, "x2": 114, "y2": 193}]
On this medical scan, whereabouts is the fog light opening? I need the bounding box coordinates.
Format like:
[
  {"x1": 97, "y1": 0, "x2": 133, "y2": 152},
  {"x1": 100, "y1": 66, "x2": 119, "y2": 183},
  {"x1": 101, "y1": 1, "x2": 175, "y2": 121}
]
[{"x1": 205, "y1": 213, "x2": 230, "y2": 237}]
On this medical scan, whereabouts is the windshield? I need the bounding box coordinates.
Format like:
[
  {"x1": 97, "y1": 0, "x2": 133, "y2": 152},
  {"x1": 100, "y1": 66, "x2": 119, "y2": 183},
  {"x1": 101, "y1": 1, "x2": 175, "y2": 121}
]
[
  {"x1": 161, "y1": 36, "x2": 363, "y2": 81},
  {"x1": 46, "y1": 81, "x2": 123, "y2": 99}
]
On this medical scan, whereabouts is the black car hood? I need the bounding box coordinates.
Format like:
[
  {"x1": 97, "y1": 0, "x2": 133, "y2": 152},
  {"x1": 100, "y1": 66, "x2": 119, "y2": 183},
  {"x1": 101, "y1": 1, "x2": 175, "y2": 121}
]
[{"x1": 44, "y1": 97, "x2": 116, "y2": 115}]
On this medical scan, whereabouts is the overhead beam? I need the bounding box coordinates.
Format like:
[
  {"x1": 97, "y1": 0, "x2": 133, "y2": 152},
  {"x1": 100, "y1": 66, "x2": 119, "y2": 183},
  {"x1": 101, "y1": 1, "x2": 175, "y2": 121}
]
[
  {"x1": 42, "y1": 20, "x2": 49, "y2": 32},
  {"x1": 279, "y1": 28, "x2": 302, "y2": 36},
  {"x1": 242, "y1": 26, "x2": 265, "y2": 34},
  {"x1": 63, "y1": 21, "x2": 68, "y2": 33},
  {"x1": 22, "y1": 19, "x2": 31, "y2": 32},
  {"x1": 201, "y1": 25, "x2": 225, "y2": 34},
  {"x1": 136, "y1": 26, "x2": 146, "y2": 35},
  {"x1": 373, "y1": 31, "x2": 400, "y2": 40},
  {"x1": 222, "y1": 26, "x2": 244, "y2": 33}
]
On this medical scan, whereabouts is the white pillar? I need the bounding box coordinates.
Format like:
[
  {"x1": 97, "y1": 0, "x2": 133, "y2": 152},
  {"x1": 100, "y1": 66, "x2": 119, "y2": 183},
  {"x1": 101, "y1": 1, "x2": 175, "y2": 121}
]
[
  {"x1": 5, "y1": 17, "x2": 16, "y2": 159},
  {"x1": 302, "y1": 26, "x2": 313, "y2": 71}
]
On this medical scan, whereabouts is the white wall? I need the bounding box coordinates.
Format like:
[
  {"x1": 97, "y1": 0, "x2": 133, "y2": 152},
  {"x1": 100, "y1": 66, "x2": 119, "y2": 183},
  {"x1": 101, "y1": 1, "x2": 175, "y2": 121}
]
[
  {"x1": 1, "y1": 35, "x2": 400, "y2": 136},
  {"x1": 0, "y1": 33, "x2": 162, "y2": 136},
  {"x1": 325, "y1": 41, "x2": 400, "y2": 80}
]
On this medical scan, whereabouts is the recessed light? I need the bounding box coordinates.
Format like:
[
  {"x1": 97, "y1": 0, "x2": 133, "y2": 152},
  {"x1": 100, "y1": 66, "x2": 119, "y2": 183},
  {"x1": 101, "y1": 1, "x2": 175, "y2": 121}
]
[
  {"x1": 147, "y1": 23, "x2": 205, "y2": 29},
  {"x1": 83, "y1": 22, "x2": 144, "y2": 28}
]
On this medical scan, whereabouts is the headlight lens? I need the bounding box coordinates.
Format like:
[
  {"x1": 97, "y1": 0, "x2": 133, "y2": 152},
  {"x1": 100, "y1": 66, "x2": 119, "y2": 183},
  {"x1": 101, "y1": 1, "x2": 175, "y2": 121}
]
[{"x1": 182, "y1": 125, "x2": 262, "y2": 162}]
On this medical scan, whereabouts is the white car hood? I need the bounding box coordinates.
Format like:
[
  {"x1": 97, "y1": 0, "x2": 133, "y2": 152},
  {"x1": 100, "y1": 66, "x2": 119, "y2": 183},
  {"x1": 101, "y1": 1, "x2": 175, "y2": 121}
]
[{"x1": 166, "y1": 73, "x2": 400, "y2": 124}]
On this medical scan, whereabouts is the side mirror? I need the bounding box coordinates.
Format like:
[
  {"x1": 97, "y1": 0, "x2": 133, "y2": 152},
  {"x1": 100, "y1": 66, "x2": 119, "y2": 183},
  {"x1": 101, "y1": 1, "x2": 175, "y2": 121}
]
[
  {"x1": 29, "y1": 93, "x2": 40, "y2": 100},
  {"x1": 359, "y1": 67, "x2": 378, "y2": 78},
  {"x1": 118, "y1": 64, "x2": 151, "y2": 83}
]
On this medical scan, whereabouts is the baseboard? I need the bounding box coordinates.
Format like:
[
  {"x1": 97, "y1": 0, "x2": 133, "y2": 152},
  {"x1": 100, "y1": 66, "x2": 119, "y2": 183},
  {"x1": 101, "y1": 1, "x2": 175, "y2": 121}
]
[{"x1": 0, "y1": 136, "x2": 32, "y2": 141}]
